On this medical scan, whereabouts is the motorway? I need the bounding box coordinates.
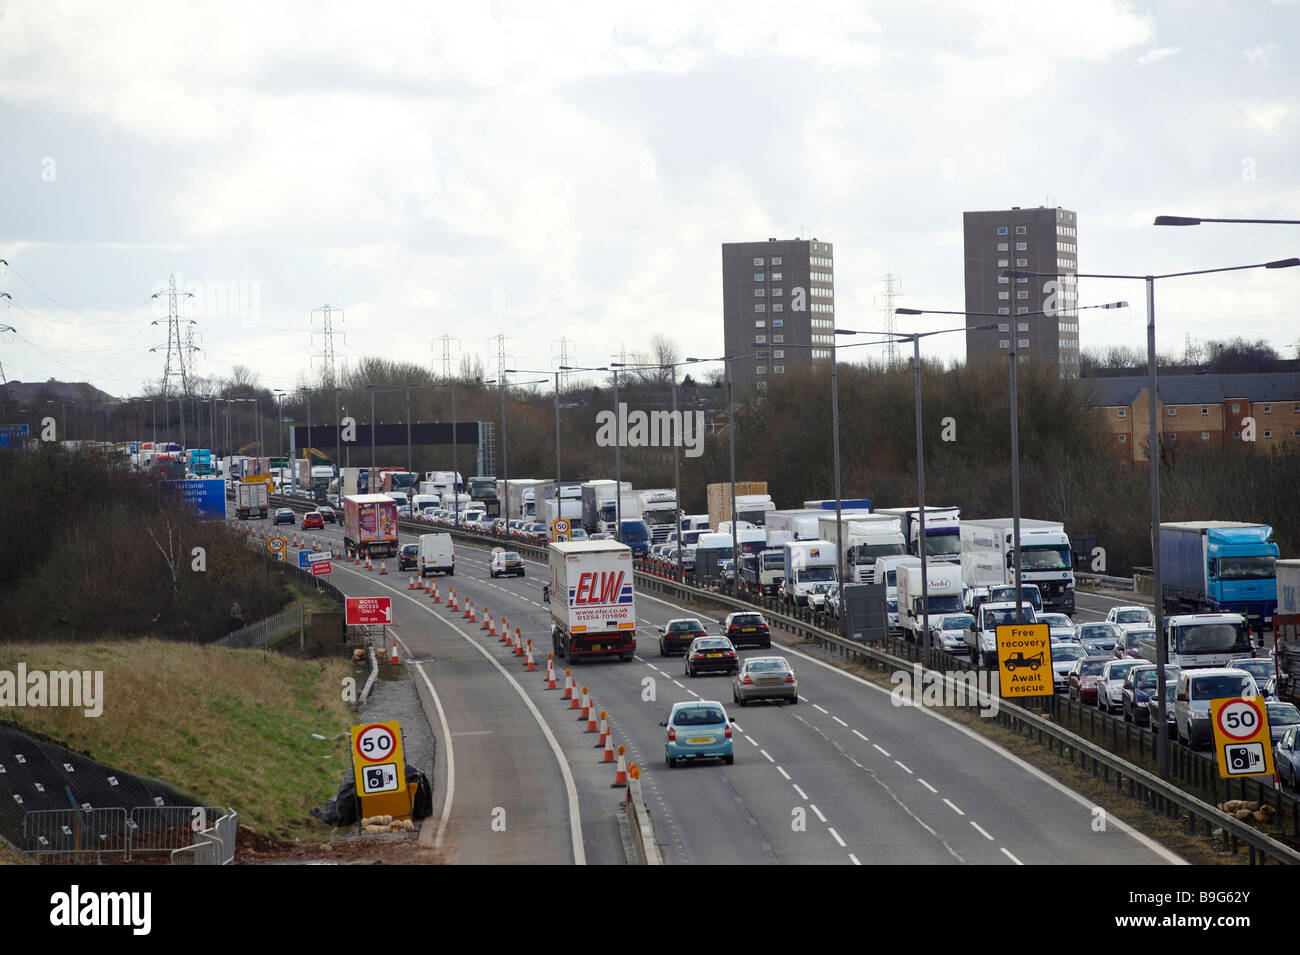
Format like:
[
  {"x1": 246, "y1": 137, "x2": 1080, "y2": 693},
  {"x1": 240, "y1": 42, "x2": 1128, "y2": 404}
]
[{"x1": 250, "y1": 515, "x2": 1183, "y2": 865}]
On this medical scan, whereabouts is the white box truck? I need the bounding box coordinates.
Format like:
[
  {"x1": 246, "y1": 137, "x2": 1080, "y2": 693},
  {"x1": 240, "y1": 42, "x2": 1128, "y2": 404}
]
[
  {"x1": 548, "y1": 540, "x2": 637, "y2": 663},
  {"x1": 580, "y1": 480, "x2": 630, "y2": 534},
  {"x1": 897, "y1": 563, "x2": 964, "y2": 641},
  {"x1": 781, "y1": 540, "x2": 838, "y2": 607},
  {"x1": 818, "y1": 514, "x2": 903, "y2": 581},
  {"x1": 765, "y1": 509, "x2": 831, "y2": 548},
  {"x1": 960, "y1": 518, "x2": 1075, "y2": 613},
  {"x1": 874, "y1": 506, "x2": 961, "y2": 562}
]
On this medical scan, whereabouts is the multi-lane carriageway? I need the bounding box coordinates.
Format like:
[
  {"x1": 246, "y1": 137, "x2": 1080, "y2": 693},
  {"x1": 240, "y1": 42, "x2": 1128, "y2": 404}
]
[{"x1": 246, "y1": 517, "x2": 1183, "y2": 866}]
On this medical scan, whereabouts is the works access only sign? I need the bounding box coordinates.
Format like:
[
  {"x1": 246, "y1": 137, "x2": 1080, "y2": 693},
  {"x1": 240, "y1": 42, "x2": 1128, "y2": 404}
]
[{"x1": 346, "y1": 596, "x2": 392, "y2": 626}]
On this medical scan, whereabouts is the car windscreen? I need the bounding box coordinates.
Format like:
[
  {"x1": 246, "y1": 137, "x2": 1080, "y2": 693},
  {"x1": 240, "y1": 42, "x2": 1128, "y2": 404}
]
[
  {"x1": 745, "y1": 659, "x2": 788, "y2": 672},
  {"x1": 673, "y1": 707, "x2": 725, "y2": 726},
  {"x1": 1267, "y1": 704, "x2": 1300, "y2": 726},
  {"x1": 1053, "y1": 646, "x2": 1086, "y2": 661},
  {"x1": 940, "y1": 614, "x2": 974, "y2": 631},
  {"x1": 669, "y1": 621, "x2": 702, "y2": 632},
  {"x1": 1079, "y1": 660, "x2": 1107, "y2": 675},
  {"x1": 693, "y1": 639, "x2": 729, "y2": 650},
  {"x1": 1190, "y1": 675, "x2": 1254, "y2": 698},
  {"x1": 732, "y1": 615, "x2": 765, "y2": 626},
  {"x1": 1115, "y1": 610, "x2": 1150, "y2": 623},
  {"x1": 1106, "y1": 661, "x2": 1140, "y2": 680}
]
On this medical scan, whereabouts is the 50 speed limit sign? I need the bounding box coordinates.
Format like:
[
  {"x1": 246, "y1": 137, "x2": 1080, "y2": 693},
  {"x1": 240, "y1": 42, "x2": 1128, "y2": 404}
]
[
  {"x1": 1216, "y1": 698, "x2": 1263, "y2": 740},
  {"x1": 354, "y1": 723, "x2": 398, "y2": 762},
  {"x1": 1210, "y1": 696, "x2": 1274, "y2": 779}
]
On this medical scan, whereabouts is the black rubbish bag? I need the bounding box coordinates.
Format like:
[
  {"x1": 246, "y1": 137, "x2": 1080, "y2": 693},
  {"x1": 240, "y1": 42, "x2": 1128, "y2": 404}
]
[
  {"x1": 406, "y1": 764, "x2": 434, "y2": 820},
  {"x1": 310, "y1": 773, "x2": 359, "y2": 826}
]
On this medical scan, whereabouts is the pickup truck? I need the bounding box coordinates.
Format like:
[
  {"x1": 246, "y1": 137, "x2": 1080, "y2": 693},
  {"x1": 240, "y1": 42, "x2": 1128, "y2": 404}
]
[{"x1": 965, "y1": 601, "x2": 1038, "y2": 669}]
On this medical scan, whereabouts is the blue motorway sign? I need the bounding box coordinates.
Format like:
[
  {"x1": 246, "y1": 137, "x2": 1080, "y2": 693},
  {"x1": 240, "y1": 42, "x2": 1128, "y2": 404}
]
[
  {"x1": 163, "y1": 477, "x2": 228, "y2": 521},
  {"x1": 0, "y1": 424, "x2": 30, "y2": 450}
]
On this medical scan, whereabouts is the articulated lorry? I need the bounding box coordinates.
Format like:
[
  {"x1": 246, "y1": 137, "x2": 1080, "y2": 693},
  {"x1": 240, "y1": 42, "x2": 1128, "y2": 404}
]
[
  {"x1": 637, "y1": 489, "x2": 679, "y2": 544},
  {"x1": 1276, "y1": 559, "x2": 1300, "y2": 644},
  {"x1": 874, "y1": 506, "x2": 961, "y2": 561},
  {"x1": 765, "y1": 509, "x2": 833, "y2": 548},
  {"x1": 579, "y1": 480, "x2": 631, "y2": 534},
  {"x1": 1159, "y1": 522, "x2": 1278, "y2": 629},
  {"x1": 548, "y1": 540, "x2": 637, "y2": 663},
  {"x1": 1138, "y1": 612, "x2": 1254, "y2": 669},
  {"x1": 343, "y1": 494, "x2": 400, "y2": 559},
  {"x1": 818, "y1": 514, "x2": 904, "y2": 582},
  {"x1": 960, "y1": 518, "x2": 1075, "y2": 613},
  {"x1": 467, "y1": 476, "x2": 500, "y2": 518},
  {"x1": 235, "y1": 481, "x2": 269, "y2": 520}
]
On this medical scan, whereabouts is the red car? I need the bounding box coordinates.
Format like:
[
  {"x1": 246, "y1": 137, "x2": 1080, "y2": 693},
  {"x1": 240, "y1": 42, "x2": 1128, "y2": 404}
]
[
  {"x1": 302, "y1": 511, "x2": 324, "y2": 529},
  {"x1": 1068, "y1": 657, "x2": 1108, "y2": 704}
]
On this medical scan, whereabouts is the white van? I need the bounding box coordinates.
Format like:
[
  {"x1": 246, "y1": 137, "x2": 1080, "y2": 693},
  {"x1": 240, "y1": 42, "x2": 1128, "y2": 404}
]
[{"x1": 419, "y1": 533, "x2": 455, "y2": 577}]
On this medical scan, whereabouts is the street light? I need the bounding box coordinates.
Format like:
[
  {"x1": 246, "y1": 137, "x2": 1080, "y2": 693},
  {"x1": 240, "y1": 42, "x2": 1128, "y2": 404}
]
[
  {"x1": 685, "y1": 353, "x2": 758, "y2": 589},
  {"x1": 1154, "y1": 216, "x2": 1300, "y2": 227},
  {"x1": 486, "y1": 375, "x2": 548, "y2": 530},
  {"x1": 508, "y1": 367, "x2": 562, "y2": 529},
  {"x1": 1006, "y1": 256, "x2": 1297, "y2": 779}
]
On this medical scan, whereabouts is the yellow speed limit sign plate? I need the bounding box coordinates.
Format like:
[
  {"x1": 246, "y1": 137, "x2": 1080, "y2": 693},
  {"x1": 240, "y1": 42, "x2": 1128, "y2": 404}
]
[
  {"x1": 267, "y1": 536, "x2": 287, "y2": 562},
  {"x1": 1210, "y1": 696, "x2": 1275, "y2": 779}
]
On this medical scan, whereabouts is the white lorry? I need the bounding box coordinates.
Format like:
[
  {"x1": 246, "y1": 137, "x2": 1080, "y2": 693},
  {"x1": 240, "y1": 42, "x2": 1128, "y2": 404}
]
[
  {"x1": 874, "y1": 506, "x2": 961, "y2": 562},
  {"x1": 235, "y1": 481, "x2": 269, "y2": 520},
  {"x1": 960, "y1": 518, "x2": 1075, "y2": 613},
  {"x1": 580, "y1": 480, "x2": 631, "y2": 534},
  {"x1": 733, "y1": 494, "x2": 775, "y2": 526},
  {"x1": 818, "y1": 514, "x2": 905, "y2": 582},
  {"x1": 897, "y1": 563, "x2": 964, "y2": 642},
  {"x1": 766, "y1": 509, "x2": 834, "y2": 548},
  {"x1": 636, "y1": 489, "x2": 679, "y2": 544},
  {"x1": 548, "y1": 540, "x2": 637, "y2": 663},
  {"x1": 781, "y1": 540, "x2": 838, "y2": 607}
]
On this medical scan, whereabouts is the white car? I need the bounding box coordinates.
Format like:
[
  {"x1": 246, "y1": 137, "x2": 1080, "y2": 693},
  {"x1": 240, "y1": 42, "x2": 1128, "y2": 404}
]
[
  {"x1": 1039, "y1": 612, "x2": 1077, "y2": 643},
  {"x1": 1096, "y1": 658, "x2": 1144, "y2": 713},
  {"x1": 1050, "y1": 643, "x2": 1088, "y2": 692},
  {"x1": 929, "y1": 613, "x2": 974, "y2": 655},
  {"x1": 1107, "y1": 605, "x2": 1155, "y2": 633},
  {"x1": 490, "y1": 551, "x2": 525, "y2": 578}
]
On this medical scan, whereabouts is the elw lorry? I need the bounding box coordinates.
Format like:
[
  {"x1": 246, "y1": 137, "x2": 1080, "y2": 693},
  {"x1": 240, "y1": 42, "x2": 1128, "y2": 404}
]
[{"x1": 548, "y1": 540, "x2": 637, "y2": 663}]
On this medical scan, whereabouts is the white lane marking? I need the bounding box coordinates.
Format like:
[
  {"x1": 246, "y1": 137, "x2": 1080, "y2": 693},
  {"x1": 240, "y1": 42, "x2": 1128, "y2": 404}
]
[
  {"x1": 918, "y1": 778, "x2": 938, "y2": 794},
  {"x1": 777, "y1": 766, "x2": 790, "y2": 780},
  {"x1": 813, "y1": 704, "x2": 828, "y2": 714},
  {"x1": 333, "y1": 563, "x2": 586, "y2": 865},
  {"x1": 792, "y1": 784, "x2": 808, "y2": 800},
  {"x1": 943, "y1": 798, "x2": 965, "y2": 816},
  {"x1": 746, "y1": 736, "x2": 759, "y2": 747},
  {"x1": 832, "y1": 716, "x2": 848, "y2": 727},
  {"x1": 971, "y1": 821, "x2": 995, "y2": 841},
  {"x1": 852, "y1": 729, "x2": 868, "y2": 742},
  {"x1": 894, "y1": 760, "x2": 913, "y2": 775},
  {"x1": 849, "y1": 853, "x2": 861, "y2": 865},
  {"x1": 760, "y1": 749, "x2": 775, "y2": 763},
  {"x1": 629, "y1": 586, "x2": 1187, "y2": 866},
  {"x1": 1001, "y1": 847, "x2": 1024, "y2": 865},
  {"x1": 828, "y1": 827, "x2": 846, "y2": 848},
  {"x1": 391, "y1": 627, "x2": 455, "y2": 852},
  {"x1": 672, "y1": 680, "x2": 684, "y2": 688},
  {"x1": 872, "y1": 743, "x2": 891, "y2": 757},
  {"x1": 810, "y1": 804, "x2": 827, "y2": 823}
]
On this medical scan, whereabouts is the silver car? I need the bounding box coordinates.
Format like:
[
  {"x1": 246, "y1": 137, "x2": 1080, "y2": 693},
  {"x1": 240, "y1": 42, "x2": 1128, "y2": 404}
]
[
  {"x1": 1050, "y1": 643, "x2": 1088, "y2": 693},
  {"x1": 1097, "y1": 659, "x2": 1144, "y2": 713},
  {"x1": 732, "y1": 656, "x2": 798, "y2": 706},
  {"x1": 930, "y1": 613, "x2": 974, "y2": 655}
]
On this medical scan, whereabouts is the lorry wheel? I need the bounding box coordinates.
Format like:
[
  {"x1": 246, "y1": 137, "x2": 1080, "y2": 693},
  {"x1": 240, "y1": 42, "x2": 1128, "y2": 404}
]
[{"x1": 620, "y1": 653, "x2": 633, "y2": 662}]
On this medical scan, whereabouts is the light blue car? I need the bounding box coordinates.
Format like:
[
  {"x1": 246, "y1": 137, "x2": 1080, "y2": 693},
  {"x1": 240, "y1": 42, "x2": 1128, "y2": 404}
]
[{"x1": 660, "y1": 701, "x2": 735, "y2": 767}]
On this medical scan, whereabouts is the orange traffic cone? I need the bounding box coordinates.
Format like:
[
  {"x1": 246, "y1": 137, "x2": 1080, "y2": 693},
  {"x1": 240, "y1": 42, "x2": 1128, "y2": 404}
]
[
  {"x1": 390, "y1": 639, "x2": 399, "y2": 665},
  {"x1": 524, "y1": 641, "x2": 536, "y2": 671},
  {"x1": 544, "y1": 655, "x2": 558, "y2": 690},
  {"x1": 562, "y1": 670, "x2": 574, "y2": 700},
  {"x1": 481, "y1": 608, "x2": 491, "y2": 631},
  {"x1": 432, "y1": 582, "x2": 440, "y2": 603},
  {"x1": 379, "y1": 560, "x2": 388, "y2": 575},
  {"x1": 601, "y1": 731, "x2": 616, "y2": 762},
  {"x1": 408, "y1": 575, "x2": 417, "y2": 590},
  {"x1": 595, "y1": 710, "x2": 609, "y2": 747},
  {"x1": 570, "y1": 684, "x2": 584, "y2": 711},
  {"x1": 514, "y1": 628, "x2": 524, "y2": 656},
  {"x1": 463, "y1": 599, "x2": 472, "y2": 620},
  {"x1": 447, "y1": 587, "x2": 457, "y2": 610},
  {"x1": 488, "y1": 615, "x2": 497, "y2": 637},
  {"x1": 585, "y1": 701, "x2": 599, "y2": 733},
  {"x1": 578, "y1": 687, "x2": 591, "y2": 720},
  {"x1": 611, "y1": 746, "x2": 628, "y2": 786},
  {"x1": 365, "y1": 555, "x2": 373, "y2": 571},
  {"x1": 500, "y1": 616, "x2": 511, "y2": 644}
]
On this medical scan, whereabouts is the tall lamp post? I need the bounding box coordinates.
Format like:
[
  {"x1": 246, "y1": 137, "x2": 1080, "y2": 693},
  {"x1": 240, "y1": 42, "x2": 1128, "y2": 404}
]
[
  {"x1": 508, "y1": 367, "x2": 563, "y2": 531},
  {"x1": 486, "y1": 375, "x2": 548, "y2": 532},
  {"x1": 1008, "y1": 255, "x2": 1298, "y2": 779}
]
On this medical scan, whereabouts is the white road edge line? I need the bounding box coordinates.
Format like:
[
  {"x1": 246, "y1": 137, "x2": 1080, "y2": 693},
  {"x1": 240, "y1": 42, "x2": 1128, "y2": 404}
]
[
  {"x1": 391, "y1": 627, "x2": 454, "y2": 851},
  {"x1": 340, "y1": 564, "x2": 587, "y2": 865}
]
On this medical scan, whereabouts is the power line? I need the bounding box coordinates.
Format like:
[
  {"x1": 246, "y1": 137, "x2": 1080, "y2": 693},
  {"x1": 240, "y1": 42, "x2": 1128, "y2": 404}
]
[{"x1": 311, "y1": 304, "x2": 345, "y2": 383}]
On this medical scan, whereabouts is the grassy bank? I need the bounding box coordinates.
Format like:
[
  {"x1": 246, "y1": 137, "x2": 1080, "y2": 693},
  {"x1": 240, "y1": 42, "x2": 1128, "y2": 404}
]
[{"x1": 0, "y1": 640, "x2": 357, "y2": 843}]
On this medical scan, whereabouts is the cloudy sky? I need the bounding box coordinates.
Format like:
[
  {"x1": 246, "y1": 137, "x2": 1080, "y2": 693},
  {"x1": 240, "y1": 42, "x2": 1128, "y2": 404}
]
[{"x1": 1, "y1": 0, "x2": 1297, "y2": 397}]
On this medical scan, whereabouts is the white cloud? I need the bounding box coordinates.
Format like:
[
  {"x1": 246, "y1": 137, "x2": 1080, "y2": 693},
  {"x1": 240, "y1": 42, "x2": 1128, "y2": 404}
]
[{"x1": 1138, "y1": 46, "x2": 1181, "y2": 65}]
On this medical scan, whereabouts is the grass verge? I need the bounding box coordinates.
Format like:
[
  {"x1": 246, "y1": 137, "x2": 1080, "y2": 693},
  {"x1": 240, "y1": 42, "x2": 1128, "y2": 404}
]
[{"x1": 0, "y1": 639, "x2": 358, "y2": 844}]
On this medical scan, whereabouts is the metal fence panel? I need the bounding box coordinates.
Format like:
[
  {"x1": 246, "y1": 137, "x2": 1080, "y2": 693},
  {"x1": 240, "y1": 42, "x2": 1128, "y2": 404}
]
[
  {"x1": 128, "y1": 805, "x2": 223, "y2": 860},
  {"x1": 24, "y1": 807, "x2": 127, "y2": 864}
]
